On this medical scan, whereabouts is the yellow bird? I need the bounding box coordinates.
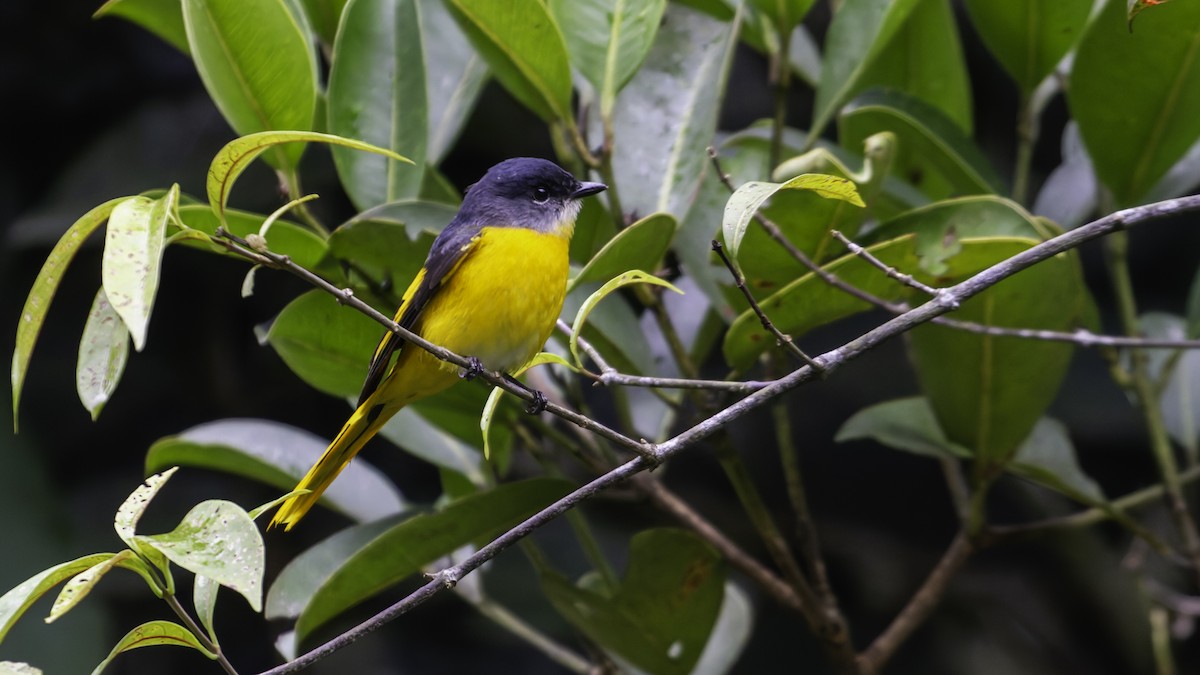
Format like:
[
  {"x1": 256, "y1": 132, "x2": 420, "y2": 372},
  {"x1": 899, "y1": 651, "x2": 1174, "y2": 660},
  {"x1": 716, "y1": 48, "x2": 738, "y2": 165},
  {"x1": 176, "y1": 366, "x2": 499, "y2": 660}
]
[{"x1": 271, "y1": 158, "x2": 606, "y2": 530}]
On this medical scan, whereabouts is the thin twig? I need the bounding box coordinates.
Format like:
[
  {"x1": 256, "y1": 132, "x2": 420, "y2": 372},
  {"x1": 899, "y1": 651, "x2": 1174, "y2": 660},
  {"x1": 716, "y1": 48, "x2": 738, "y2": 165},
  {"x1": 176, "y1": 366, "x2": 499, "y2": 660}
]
[
  {"x1": 163, "y1": 592, "x2": 239, "y2": 675},
  {"x1": 829, "y1": 229, "x2": 942, "y2": 296},
  {"x1": 712, "y1": 239, "x2": 823, "y2": 371},
  {"x1": 857, "y1": 532, "x2": 973, "y2": 674}
]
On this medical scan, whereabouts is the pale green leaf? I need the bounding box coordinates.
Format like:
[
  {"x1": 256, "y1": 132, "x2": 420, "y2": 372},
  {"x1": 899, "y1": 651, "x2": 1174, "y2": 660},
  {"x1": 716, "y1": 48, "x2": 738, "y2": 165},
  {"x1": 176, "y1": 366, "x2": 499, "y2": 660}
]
[
  {"x1": 90, "y1": 621, "x2": 216, "y2": 675},
  {"x1": 570, "y1": 271, "x2": 682, "y2": 368},
  {"x1": 75, "y1": 288, "x2": 130, "y2": 421}
]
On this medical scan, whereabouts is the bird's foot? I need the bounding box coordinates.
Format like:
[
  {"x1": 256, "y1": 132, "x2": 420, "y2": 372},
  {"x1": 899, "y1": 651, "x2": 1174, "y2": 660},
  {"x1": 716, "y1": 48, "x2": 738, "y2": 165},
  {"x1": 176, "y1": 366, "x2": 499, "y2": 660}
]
[{"x1": 461, "y1": 356, "x2": 486, "y2": 381}]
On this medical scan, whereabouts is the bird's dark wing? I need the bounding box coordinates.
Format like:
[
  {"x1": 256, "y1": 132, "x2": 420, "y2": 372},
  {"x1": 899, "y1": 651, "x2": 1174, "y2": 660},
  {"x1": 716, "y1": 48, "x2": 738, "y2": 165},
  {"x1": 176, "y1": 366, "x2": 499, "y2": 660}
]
[{"x1": 355, "y1": 224, "x2": 481, "y2": 407}]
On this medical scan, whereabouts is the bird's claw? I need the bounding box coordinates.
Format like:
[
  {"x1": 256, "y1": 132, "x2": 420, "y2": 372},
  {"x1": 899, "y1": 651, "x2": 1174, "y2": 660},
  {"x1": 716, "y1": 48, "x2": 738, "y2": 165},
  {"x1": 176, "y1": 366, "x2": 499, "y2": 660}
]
[
  {"x1": 524, "y1": 390, "x2": 548, "y2": 415},
  {"x1": 461, "y1": 356, "x2": 486, "y2": 381}
]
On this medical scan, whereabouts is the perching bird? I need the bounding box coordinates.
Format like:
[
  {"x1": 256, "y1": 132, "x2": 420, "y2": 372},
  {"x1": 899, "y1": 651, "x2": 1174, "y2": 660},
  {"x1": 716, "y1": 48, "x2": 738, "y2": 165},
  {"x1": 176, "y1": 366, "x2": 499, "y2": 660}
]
[{"x1": 270, "y1": 158, "x2": 606, "y2": 530}]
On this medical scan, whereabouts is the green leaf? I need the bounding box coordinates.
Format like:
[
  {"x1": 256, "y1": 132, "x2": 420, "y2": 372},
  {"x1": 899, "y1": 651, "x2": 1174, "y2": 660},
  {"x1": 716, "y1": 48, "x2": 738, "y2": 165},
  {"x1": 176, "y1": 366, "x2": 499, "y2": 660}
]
[
  {"x1": 135, "y1": 500, "x2": 265, "y2": 612},
  {"x1": 839, "y1": 88, "x2": 1002, "y2": 199},
  {"x1": 206, "y1": 130, "x2": 411, "y2": 225},
  {"x1": 182, "y1": 0, "x2": 318, "y2": 170},
  {"x1": 0, "y1": 663, "x2": 41, "y2": 675},
  {"x1": 561, "y1": 283, "x2": 657, "y2": 375},
  {"x1": 569, "y1": 213, "x2": 677, "y2": 292},
  {"x1": 549, "y1": 0, "x2": 667, "y2": 117},
  {"x1": 376, "y1": 406, "x2": 487, "y2": 485},
  {"x1": 811, "y1": 0, "x2": 922, "y2": 142},
  {"x1": 114, "y1": 468, "x2": 178, "y2": 547},
  {"x1": 76, "y1": 289, "x2": 130, "y2": 421},
  {"x1": 542, "y1": 528, "x2": 725, "y2": 675},
  {"x1": 175, "y1": 204, "x2": 329, "y2": 271},
  {"x1": 328, "y1": 202, "x2": 453, "y2": 289},
  {"x1": 481, "y1": 353, "x2": 575, "y2": 461},
  {"x1": 101, "y1": 188, "x2": 175, "y2": 351},
  {"x1": 145, "y1": 419, "x2": 405, "y2": 523},
  {"x1": 266, "y1": 290, "x2": 383, "y2": 397},
  {"x1": 0, "y1": 554, "x2": 115, "y2": 644},
  {"x1": 267, "y1": 478, "x2": 572, "y2": 643},
  {"x1": 95, "y1": 0, "x2": 190, "y2": 53},
  {"x1": 722, "y1": 236, "x2": 1040, "y2": 371},
  {"x1": 690, "y1": 582, "x2": 754, "y2": 675},
  {"x1": 1070, "y1": 0, "x2": 1200, "y2": 206},
  {"x1": 443, "y1": 0, "x2": 572, "y2": 123},
  {"x1": 297, "y1": 0, "x2": 349, "y2": 45},
  {"x1": 1128, "y1": 0, "x2": 1173, "y2": 27},
  {"x1": 836, "y1": 397, "x2": 972, "y2": 459},
  {"x1": 192, "y1": 575, "x2": 219, "y2": 647},
  {"x1": 46, "y1": 551, "x2": 138, "y2": 624},
  {"x1": 569, "y1": 271, "x2": 683, "y2": 368},
  {"x1": 328, "y1": 0, "x2": 427, "y2": 210},
  {"x1": 721, "y1": 173, "x2": 864, "y2": 266},
  {"x1": 606, "y1": 2, "x2": 742, "y2": 219},
  {"x1": 854, "y1": 0, "x2": 972, "y2": 132},
  {"x1": 12, "y1": 198, "x2": 127, "y2": 427},
  {"x1": 1009, "y1": 417, "x2": 1104, "y2": 504},
  {"x1": 90, "y1": 620, "x2": 216, "y2": 675},
  {"x1": 1032, "y1": 122, "x2": 1098, "y2": 230},
  {"x1": 962, "y1": 0, "x2": 1091, "y2": 93},
  {"x1": 422, "y1": 0, "x2": 490, "y2": 163},
  {"x1": 747, "y1": 0, "x2": 816, "y2": 35},
  {"x1": 908, "y1": 246, "x2": 1084, "y2": 465}
]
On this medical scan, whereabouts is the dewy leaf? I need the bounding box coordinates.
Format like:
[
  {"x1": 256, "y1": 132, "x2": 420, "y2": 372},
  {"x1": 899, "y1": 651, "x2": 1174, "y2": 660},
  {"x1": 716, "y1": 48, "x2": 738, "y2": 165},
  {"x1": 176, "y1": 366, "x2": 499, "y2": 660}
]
[
  {"x1": 101, "y1": 187, "x2": 175, "y2": 352},
  {"x1": 811, "y1": 0, "x2": 922, "y2": 143},
  {"x1": 13, "y1": 197, "x2": 127, "y2": 426},
  {"x1": 267, "y1": 478, "x2": 572, "y2": 643},
  {"x1": 136, "y1": 500, "x2": 265, "y2": 612},
  {"x1": 568, "y1": 213, "x2": 677, "y2": 292},
  {"x1": 206, "y1": 131, "x2": 411, "y2": 226},
  {"x1": 1070, "y1": 0, "x2": 1200, "y2": 206},
  {"x1": 605, "y1": 2, "x2": 742, "y2": 219},
  {"x1": 0, "y1": 554, "x2": 115, "y2": 644},
  {"x1": 182, "y1": 0, "x2": 318, "y2": 170},
  {"x1": 721, "y1": 173, "x2": 864, "y2": 265},
  {"x1": 443, "y1": 0, "x2": 573, "y2": 123},
  {"x1": 839, "y1": 88, "x2": 1002, "y2": 199},
  {"x1": 328, "y1": 0, "x2": 427, "y2": 211},
  {"x1": 95, "y1": 0, "x2": 190, "y2": 53},
  {"x1": 962, "y1": 0, "x2": 1090, "y2": 94},
  {"x1": 569, "y1": 271, "x2": 683, "y2": 368},
  {"x1": 145, "y1": 418, "x2": 405, "y2": 524},
  {"x1": 46, "y1": 551, "x2": 137, "y2": 624},
  {"x1": 549, "y1": 0, "x2": 667, "y2": 117},
  {"x1": 542, "y1": 528, "x2": 725, "y2": 675},
  {"x1": 422, "y1": 0, "x2": 489, "y2": 163},
  {"x1": 76, "y1": 288, "x2": 131, "y2": 421},
  {"x1": 114, "y1": 468, "x2": 179, "y2": 547},
  {"x1": 90, "y1": 620, "x2": 217, "y2": 674}
]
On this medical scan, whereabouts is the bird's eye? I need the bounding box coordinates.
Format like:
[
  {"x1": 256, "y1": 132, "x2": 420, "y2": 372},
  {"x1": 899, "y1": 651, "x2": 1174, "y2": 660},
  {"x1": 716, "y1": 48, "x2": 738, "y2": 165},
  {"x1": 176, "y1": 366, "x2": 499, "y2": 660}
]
[{"x1": 532, "y1": 186, "x2": 550, "y2": 203}]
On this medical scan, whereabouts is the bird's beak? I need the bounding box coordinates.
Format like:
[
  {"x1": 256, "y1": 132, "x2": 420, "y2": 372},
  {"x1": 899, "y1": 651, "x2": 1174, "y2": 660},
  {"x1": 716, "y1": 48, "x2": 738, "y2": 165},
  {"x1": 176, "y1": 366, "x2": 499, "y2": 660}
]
[{"x1": 571, "y1": 181, "x2": 607, "y2": 199}]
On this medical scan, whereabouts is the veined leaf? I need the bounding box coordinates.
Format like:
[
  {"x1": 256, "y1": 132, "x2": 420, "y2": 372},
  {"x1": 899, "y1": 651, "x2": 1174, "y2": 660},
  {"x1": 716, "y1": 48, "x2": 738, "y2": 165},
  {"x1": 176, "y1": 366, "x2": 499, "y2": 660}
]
[
  {"x1": 569, "y1": 213, "x2": 677, "y2": 292},
  {"x1": 95, "y1": 0, "x2": 189, "y2": 53},
  {"x1": 962, "y1": 0, "x2": 1091, "y2": 93},
  {"x1": 76, "y1": 289, "x2": 130, "y2": 420},
  {"x1": 721, "y1": 173, "x2": 864, "y2": 265},
  {"x1": 90, "y1": 621, "x2": 216, "y2": 674},
  {"x1": 569, "y1": 271, "x2": 683, "y2": 368}
]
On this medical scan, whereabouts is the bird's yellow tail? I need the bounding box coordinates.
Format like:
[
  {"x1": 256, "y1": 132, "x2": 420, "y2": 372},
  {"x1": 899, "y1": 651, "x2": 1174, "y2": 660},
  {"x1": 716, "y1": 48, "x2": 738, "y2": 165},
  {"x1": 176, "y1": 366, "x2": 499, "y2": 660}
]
[{"x1": 269, "y1": 401, "x2": 394, "y2": 530}]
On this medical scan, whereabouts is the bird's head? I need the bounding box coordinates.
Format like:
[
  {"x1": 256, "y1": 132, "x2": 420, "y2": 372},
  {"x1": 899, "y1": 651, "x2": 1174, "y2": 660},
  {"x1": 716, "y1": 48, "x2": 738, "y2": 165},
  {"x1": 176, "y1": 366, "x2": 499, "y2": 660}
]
[{"x1": 459, "y1": 157, "x2": 607, "y2": 235}]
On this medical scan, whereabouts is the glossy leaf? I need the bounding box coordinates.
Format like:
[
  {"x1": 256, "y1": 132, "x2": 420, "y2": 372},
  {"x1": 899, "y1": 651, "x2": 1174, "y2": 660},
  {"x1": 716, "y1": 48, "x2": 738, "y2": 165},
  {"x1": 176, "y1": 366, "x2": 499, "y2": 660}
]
[
  {"x1": 182, "y1": 0, "x2": 318, "y2": 170},
  {"x1": 376, "y1": 407, "x2": 487, "y2": 486},
  {"x1": 46, "y1": 552, "x2": 138, "y2": 624},
  {"x1": 723, "y1": 236, "x2": 1038, "y2": 371},
  {"x1": 175, "y1": 204, "x2": 328, "y2": 271},
  {"x1": 812, "y1": 0, "x2": 922, "y2": 142},
  {"x1": 90, "y1": 620, "x2": 216, "y2": 674},
  {"x1": 422, "y1": 0, "x2": 489, "y2": 163},
  {"x1": 962, "y1": 0, "x2": 1091, "y2": 93},
  {"x1": 690, "y1": 583, "x2": 754, "y2": 675},
  {"x1": 266, "y1": 290, "x2": 383, "y2": 397},
  {"x1": 605, "y1": 2, "x2": 741, "y2": 219},
  {"x1": 569, "y1": 213, "x2": 677, "y2": 292},
  {"x1": 0, "y1": 554, "x2": 115, "y2": 644},
  {"x1": 855, "y1": 0, "x2": 972, "y2": 132},
  {"x1": 297, "y1": 0, "x2": 348, "y2": 45},
  {"x1": 561, "y1": 282, "x2": 658, "y2": 375},
  {"x1": 328, "y1": 0, "x2": 427, "y2": 210},
  {"x1": 840, "y1": 88, "x2": 1001, "y2": 199},
  {"x1": 95, "y1": 0, "x2": 189, "y2": 53},
  {"x1": 135, "y1": 499, "x2": 265, "y2": 611},
  {"x1": 145, "y1": 418, "x2": 405, "y2": 523},
  {"x1": 75, "y1": 289, "x2": 130, "y2": 421},
  {"x1": 12, "y1": 198, "x2": 128, "y2": 426},
  {"x1": 549, "y1": 0, "x2": 667, "y2": 117},
  {"x1": 100, "y1": 189, "x2": 174, "y2": 352},
  {"x1": 269, "y1": 479, "x2": 572, "y2": 643},
  {"x1": 0, "y1": 663, "x2": 41, "y2": 675},
  {"x1": 569, "y1": 271, "x2": 682, "y2": 368},
  {"x1": 542, "y1": 529, "x2": 725, "y2": 675},
  {"x1": 721, "y1": 173, "x2": 864, "y2": 266},
  {"x1": 443, "y1": 0, "x2": 572, "y2": 123},
  {"x1": 1070, "y1": 0, "x2": 1200, "y2": 206}
]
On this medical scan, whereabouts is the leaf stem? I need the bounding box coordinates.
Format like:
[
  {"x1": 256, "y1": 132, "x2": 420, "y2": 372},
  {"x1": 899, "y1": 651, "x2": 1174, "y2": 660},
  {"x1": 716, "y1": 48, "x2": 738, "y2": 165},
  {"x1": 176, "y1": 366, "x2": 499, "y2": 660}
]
[{"x1": 162, "y1": 591, "x2": 239, "y2": 675}]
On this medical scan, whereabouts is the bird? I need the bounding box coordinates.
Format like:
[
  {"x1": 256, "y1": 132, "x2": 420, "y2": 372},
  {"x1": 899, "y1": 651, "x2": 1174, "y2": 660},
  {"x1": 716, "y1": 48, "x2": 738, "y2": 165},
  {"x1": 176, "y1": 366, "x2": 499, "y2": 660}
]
[{"x1": 270, "y1": 158, "x2": 607, "y2": 530}]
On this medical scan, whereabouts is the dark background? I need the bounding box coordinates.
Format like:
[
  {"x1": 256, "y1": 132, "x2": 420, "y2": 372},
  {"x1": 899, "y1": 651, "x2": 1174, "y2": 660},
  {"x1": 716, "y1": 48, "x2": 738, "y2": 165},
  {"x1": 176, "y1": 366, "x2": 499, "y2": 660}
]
[{"x1": 2, "y1": 1, "x2": 1198, "y2": 673}]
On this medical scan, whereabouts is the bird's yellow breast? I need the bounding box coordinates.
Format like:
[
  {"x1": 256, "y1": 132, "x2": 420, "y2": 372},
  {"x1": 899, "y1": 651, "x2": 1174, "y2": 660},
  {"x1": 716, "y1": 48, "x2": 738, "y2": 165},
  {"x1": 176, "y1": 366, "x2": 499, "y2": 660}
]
[{"x1": 384, "y1": 226, "x2": 570, "y2": 403}]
